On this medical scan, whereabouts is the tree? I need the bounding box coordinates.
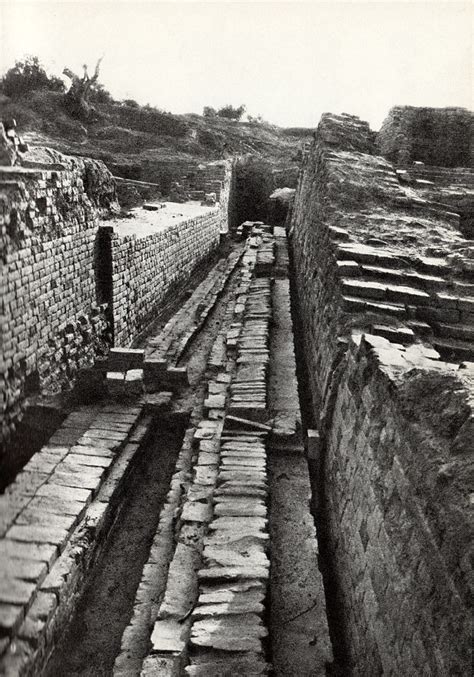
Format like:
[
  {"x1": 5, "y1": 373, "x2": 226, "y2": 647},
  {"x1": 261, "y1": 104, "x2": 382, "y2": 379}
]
[
  {"x1": 63, "y1": 57, "x2": 105, "y2": 120},
  {"x1": 90, "y1": 83, "x2": 114, "y2": 105},
  {"x1": 217, "y1": 104, "x2": 246, "y2": 121},
  {"x1": 1, "y1": 56, "x2": 64, "y2": 99},
  {"x1": 203, "y1": 106, "x2": 217, "y2": 118}
]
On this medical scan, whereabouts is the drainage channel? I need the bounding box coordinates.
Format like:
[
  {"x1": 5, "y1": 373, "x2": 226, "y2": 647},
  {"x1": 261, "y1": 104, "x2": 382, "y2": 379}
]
[
  {"x1": 41, "y1": 245, "x2": 245, "y2": 677},
  {"x1": 287, "y1": 231, "x2": 352, "y2": 675},
  {"x1": 43, "y1": 416, "x2": 188, "y2": 677}
]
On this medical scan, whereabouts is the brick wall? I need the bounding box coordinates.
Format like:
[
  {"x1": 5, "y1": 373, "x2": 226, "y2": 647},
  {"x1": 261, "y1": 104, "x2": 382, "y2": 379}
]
[
  {"x1": 324, "y1": 336, "x2": 472, "y2": 675},
  {"x1": 377, "y1": 106, "x2": 474, "y2": 167},
  {"x1": 118, "y1": 158, "x2": 234, "y2": 198},
  {"x1": 1, "y1": 155, "x2": 116, "y2": 448},
  {"x1": 290, "y1": 111, "x2": 473, "y2": 674},
  {"x1": 107, "y1": 209, "x2": 222, "y2": 347}
]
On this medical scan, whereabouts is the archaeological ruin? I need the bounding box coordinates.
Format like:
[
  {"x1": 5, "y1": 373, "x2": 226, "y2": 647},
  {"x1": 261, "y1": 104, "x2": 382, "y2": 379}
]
[{"x1": 0, "y1": 105, "x2": 473, "y2": 676}]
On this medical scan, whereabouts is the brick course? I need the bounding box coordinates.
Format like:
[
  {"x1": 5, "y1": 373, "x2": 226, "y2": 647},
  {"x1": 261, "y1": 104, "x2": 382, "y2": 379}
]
[{"x1": 1, "y1": 156, "x2": 115, "y2": 448}]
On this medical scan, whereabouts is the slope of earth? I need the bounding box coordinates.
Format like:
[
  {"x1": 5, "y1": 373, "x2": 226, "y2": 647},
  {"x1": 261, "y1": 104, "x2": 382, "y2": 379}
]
[{"x1": 1, "y1": 90, "x2": 311, "y2": 172}]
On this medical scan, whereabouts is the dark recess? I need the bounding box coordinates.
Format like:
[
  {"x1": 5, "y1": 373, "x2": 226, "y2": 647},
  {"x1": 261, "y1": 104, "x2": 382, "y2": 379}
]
[{"x1": 95, "y1": 226, "x2": 115, "y2": 343}]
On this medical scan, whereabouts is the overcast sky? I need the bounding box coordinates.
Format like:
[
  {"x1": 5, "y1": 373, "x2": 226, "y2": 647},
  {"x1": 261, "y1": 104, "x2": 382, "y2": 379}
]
[{"x1": 1, "y1": 1, "x2": 472, "y2": 130}]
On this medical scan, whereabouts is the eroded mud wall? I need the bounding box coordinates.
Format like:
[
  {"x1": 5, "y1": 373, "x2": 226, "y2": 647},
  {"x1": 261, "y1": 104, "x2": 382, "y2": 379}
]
[
  {"x1": 290, "y1": 111, "x2": 473, "y2": 675},
  {"x1": 1, "y1": 156, "x2": 116, "y2": 447}
]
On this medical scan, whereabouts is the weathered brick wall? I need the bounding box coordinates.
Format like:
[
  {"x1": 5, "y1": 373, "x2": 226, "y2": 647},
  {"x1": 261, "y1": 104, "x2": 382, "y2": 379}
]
[
  {"x1": 289, "y1": 114, "x2": 377, "y2": 410},
  {"x1": 324, "y1": 336, "x2": 472, "y2": 675},
  {"x1": 112, "y1": 158, "x2": 235, "y2": 231},
  {"x1": 290, "y1": 111, "x2": 473, "y2": 674},
  {"x1": 115, "y1": 158, "x2": 233, "y2": 197},
  {"x1": 109, "y1": 209, "x2": 221, "y2": 346},
  {"x1": 377, "y1": 106, "x2": 474, "y2": 167},
  {"x1": 1, "y1": 155, "x2": 116, "y2": 448}
]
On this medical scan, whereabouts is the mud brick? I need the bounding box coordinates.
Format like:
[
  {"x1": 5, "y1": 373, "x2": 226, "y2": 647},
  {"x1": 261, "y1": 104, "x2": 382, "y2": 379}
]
[
  {"x1": 0, "y1": 495, "x2": 30, "y2": 537},
  {"x1": 0, "y1": 577, "x2": 36, "y2": 606},
  {"x1": 0, "y1": 603, "x2": 25, "y2": 636},
  {"x1": 225, "y1": 415, "x2": 271, "y2": 432},
  {"x1": 47, "y1": 470, "x2": 102, "y2": 492},
  {"x1": 150, "y1": 619, "x2": 187, "y2": 653},
  {"x1": 181, "y1": 502, "x2": 213, "y2": 523},
  {"x1": 77, "y1": 435, "x2": 121, "y2": 450},
  {"x1": 36, "y1": 482, "x2": 92, "y2": 504},
  {"x1": 82, "y1": 427, "x2": 127, "y2": 441},
  {"x1": 6, "y1": 524, "x2": 69, "y2": 551},
  {"x1": 124, "y1": 369, "x2": 143, "y2": 396},
  {"x1": 69, "y1": 444, "x2": 114, "y2": 458},
  {"x1": 14, "y1": 508, "x2": 78, "y2": 532},
  {"x1": 190, "y1": 613, "x2": 267, "y2": 652},
  {"x1": 0, "y1": 555, "x2": 47, "y2": 584},
  {"x1": 26, "y1": 494, "x2": 86, "y2": 519}
]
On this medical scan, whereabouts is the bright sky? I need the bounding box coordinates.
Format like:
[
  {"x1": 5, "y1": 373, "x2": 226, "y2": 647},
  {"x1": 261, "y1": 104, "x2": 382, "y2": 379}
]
[{"x1": 0, "y1": 1, "x2": 472, "y2": 130}]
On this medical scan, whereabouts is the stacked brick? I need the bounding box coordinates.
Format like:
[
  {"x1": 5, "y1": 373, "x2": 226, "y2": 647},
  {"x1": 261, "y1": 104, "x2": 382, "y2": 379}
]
[
  {"x1": 0, "y1": 120, "x2": 28, "y2": 167},
  {"x1": 135, "y1": 228, "x2": 272, "y2": 676},
  {"x1": 1, "y1": 154, "x2": 115, "y2": 448},
  {"x1": 109, "y1": 210, "x2": 222, "y2": 346},
  {"x1": 186, "y1": 237, "x2": 273, "y2": 674},
  {"x1": 377, "y1": 106, "x2": 474, "y2": 167},
  {"x1": 290, "y1": 110, "x2": 474, "y2": 674},
  {"x1": 134, "y1": 158, "x2": 235, "y2": 232},
  {"x1": 0, "y1": 400, "x2": 153, "y2": 675}
]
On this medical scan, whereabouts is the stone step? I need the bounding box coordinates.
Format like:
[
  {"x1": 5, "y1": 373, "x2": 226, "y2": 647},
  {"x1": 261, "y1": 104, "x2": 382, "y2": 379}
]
[
  {"x1": 343, "y1": 295, "x2": 407, "y2": 318},
  {"x1": 431, "y1": 337, "x2": 474, "y2": 362},
  {"x1": 370, "y1": 324, "x2": 416, "y2": 345},
  {"x1": 342, "y1": 279, "x2": 431, "y2": 306},
  {"x1": 359, "y1": 265, "x2": 446, "y2": 291},
  {"x1": 435, "y1": 323, "x2": 474, "y2": 343},
  {"x1": 337, "y1": 243, "x2": 408, "y2": 268}
]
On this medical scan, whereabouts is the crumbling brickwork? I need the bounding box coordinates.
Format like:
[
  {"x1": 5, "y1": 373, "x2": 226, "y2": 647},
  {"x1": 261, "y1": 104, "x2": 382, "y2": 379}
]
[
  {"x1": 325, "y1": 336, "x2": 472, "y2": 675},
  {"x1": 378, "y1": 105, "x2": 474, "y2": 167},
  {"x1": 1, "y1": 155, "x2": 116, "y2": 447},
  {"x1": 290, "y1": 110, "x2": 473, "y2": 675}
]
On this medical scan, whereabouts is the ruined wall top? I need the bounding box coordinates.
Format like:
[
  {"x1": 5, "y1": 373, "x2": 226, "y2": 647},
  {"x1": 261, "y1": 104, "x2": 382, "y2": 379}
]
[
  {"x1": 316, "y1": 112, "x2": 375, "y2": 154},
  {"x1": 377, "y1": 105, "x2": 473, "y2": 168}
]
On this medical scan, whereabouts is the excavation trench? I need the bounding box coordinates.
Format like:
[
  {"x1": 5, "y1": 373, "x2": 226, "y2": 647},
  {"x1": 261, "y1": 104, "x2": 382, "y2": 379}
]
[
  {"x1": 37, "y1": 229, "x2": 342, "y2": 677},
  {"x1": 42, "y1": 245, "x2": 244, "y2": 677}
]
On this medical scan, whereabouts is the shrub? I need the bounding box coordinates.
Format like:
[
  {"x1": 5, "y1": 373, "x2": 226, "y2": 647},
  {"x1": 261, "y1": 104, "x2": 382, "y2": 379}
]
[
  {"x1": 217, "y1": 104, "x2": 246, "y2": 121},
  {"x1": 90, "y1": 83, "x2": 114, "y2": 105},
  {"x1": 198, "y1": 129, "x2": 224, "y2": 151},
  {"x1": 203, "y1": 106, "x2": 217, "y2": 118},
  {"x1": 1, "y1": 56, "x2": 65, "y2": 99}
]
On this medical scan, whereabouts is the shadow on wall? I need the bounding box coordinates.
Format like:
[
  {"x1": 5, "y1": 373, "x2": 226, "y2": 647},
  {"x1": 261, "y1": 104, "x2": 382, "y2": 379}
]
[{"x1": 233, "y1": 157, "x2": 300, "y2": 228}]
